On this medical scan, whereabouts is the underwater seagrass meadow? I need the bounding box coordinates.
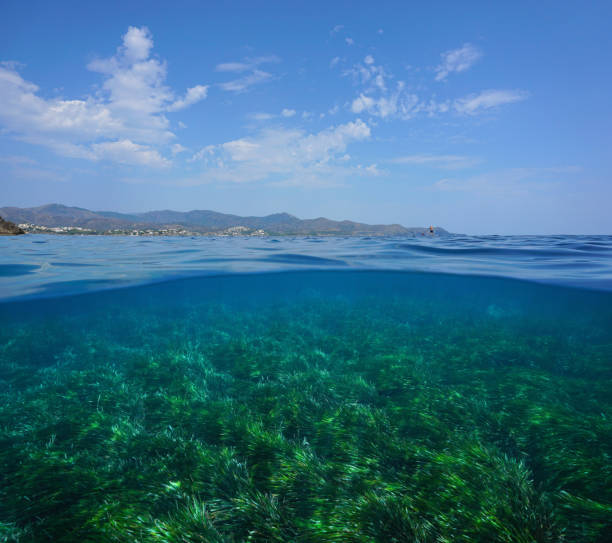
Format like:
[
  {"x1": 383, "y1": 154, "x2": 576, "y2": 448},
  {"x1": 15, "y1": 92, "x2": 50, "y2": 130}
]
[{"x1": 0, "y1": 270, "x2": 611, "y2": 542}]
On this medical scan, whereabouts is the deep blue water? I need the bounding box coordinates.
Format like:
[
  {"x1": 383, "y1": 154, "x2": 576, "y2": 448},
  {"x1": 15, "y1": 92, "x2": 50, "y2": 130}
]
[{"x1": 1, "y1": 233, "x2": 612, "y2": 301}]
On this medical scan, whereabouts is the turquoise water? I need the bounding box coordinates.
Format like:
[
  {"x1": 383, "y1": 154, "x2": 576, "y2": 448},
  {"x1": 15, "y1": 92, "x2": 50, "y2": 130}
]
[{"x1": 1, "y1": 236, "x2": 611, "y2": 541}]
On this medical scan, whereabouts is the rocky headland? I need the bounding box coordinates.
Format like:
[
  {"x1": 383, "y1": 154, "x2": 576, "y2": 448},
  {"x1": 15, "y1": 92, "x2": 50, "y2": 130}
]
[{"x1": 0, "y1": 216, "x2": 25, "y2": 235}]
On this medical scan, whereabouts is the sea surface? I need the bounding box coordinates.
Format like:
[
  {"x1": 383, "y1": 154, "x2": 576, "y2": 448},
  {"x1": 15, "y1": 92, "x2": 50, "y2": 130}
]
[
  {"x1": 1, "y1": 234, "x2": 611, "y2": 541},
  {"x1": 1, "y1": 233, "x2": 612, "y2": 300}
]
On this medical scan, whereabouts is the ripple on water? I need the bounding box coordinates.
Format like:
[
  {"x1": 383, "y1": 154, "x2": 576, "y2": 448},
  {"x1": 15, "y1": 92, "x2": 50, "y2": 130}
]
[
  {"x1": 264, "y1": 253, "x2": 347, "y2": 265},
  {"x1": 0, "y1": 264, "x2": 39, "y2": 277}
]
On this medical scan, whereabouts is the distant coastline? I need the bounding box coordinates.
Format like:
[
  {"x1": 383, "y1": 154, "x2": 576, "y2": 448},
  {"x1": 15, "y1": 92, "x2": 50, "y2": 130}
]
[{"x1": 1, "y1": 204, "x2": 447, "y2": 237}]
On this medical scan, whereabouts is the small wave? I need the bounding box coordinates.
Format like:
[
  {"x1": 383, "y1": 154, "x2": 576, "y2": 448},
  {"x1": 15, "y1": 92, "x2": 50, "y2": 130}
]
[
  {"x1": 264, "y1": 253, "x2": 347, "y2": 266},
  {"x1": 395, "y1": 243, "x2": 575, "y2": 258},
  {"x1": 0, "y1": 264, "x2": 39, "y2": 277},
  {"x1": 159, "y1": 248, "x2": 201, "y2": 255},
  {"x1": 51, "y1": 262, "x2": 100, "y2": 267},
  {"x1": 571, "y1": 243, "x2": 612, "y2": 252},
  {"x1": 189, "y1": 257, "x2": 250, "y2": 263}
]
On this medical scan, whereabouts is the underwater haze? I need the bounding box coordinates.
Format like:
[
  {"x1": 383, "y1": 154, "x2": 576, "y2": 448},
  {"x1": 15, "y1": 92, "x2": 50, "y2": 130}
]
[{"x1": 1, "y1": 235, "x2": 611, "y2": 542}]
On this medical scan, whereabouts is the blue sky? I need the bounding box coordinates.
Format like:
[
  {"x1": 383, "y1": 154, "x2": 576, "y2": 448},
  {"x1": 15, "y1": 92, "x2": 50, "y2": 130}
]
[{"x1": 1, "y1": 0, "x2": 610, "y2": 234}]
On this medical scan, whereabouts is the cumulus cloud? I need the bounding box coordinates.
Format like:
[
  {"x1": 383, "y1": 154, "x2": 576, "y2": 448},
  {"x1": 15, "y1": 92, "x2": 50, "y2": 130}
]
[
  {"x1": 121, "y1": 26, "x2": 154, "y2": 62},
  {"x1": 188, "y1": 119, "x2": 371, "y2": 186},
  {"x1": 281, "y1": 108, "x2": 296, "y2": 117},
  {"x1": 0, "y1": 27, "x2": 207, "y2": 167},
  {"x1": 435, "y1": 43, "x2": 482, "y2": 82},
  {"x1": 454, "y1": 89, "x2": 528, "y2": 114}
]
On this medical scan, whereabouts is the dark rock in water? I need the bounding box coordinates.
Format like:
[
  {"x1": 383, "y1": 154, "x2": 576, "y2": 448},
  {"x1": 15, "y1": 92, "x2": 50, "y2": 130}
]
[{"x1": 0, "y1": 216, "x2": 25, "y2": 235}]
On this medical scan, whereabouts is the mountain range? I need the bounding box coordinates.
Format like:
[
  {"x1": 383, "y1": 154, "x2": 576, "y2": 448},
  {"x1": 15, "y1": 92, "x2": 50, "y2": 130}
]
[{"x1": 0, "y1": 204, "x2": 447, "y2": 236}]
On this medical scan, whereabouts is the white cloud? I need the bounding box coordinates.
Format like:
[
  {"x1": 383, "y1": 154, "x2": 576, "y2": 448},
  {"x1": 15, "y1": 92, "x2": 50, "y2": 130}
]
[
  {"x1": 0, "y1": 27, "x2": 207, "y2": 168},
  {"x1": 345, "y1": 38, "x2": 354, "y2": 46},
  {"x1": 188, "y1": 144, "x2": 215, "y2": 163},
  {"x1": 248, "y1": 108, "x2": 298, "y2": 121},
  {"x1": 216, "y1": 56, "x2": 280, "y2": 93},
  {"x1": 167, "y1": 85, "x2": 208, "y2": 112},
  {"x1": 121, "y1": 26, "x2": 154, "y2": 63},
  {"x1": 91, "y1": 139, "x2": 170, "y2": 167},
  {"x1": 364, "y1": 163, "x2": 385, "y2": 176},
  {"x1": 351, "y1": 94, "x2": 375, "y2": 114},
  {"x1": 344, "y1": 52, "x2": 524, "y2": 121},
  {"x1": 331, "y1": 25, "x2": 344, "y2": 35},
  {"x1": 219, "y1": 70, "x2": 273, "y2": 93},
  {"x1": 215, "y1": 61, "x2": 252, "y2": 73},
  {"x1": 0, "y1": 154, "x2": 36, "y2": 165},
  {"x1": 435, "y1": 43, "x2": 482, "y2": 82},
  {"x1": 249, "y1": 112, "x2": 275, "y2": 121},
  {"x1": 350, "y1": 83, "x2": 422, "y2": 120},
  {"x1": 349, "y1": 86, "x2": 523, "y2": 120},
  {"x1": 188, "y1": 119, "x2": 371, "y2": 186},
  {"x1": 454, "y1": 89, "x2": 528, "y2": 114},
  {"x1": 215, "y1": 55, "x2": 280, "y2": 73},
  {"x1": 392, "y1": 154, "x2": 481, "y2": 169},
  {"x1": 171, "y1": 143, "x2": 187, "y2": 155},
  {"x1": 330, "y1": 56, "x2": 342, "y2": 68},
  {"x1": 344, "y1": 57, "x2": 388, "y2": 92}
]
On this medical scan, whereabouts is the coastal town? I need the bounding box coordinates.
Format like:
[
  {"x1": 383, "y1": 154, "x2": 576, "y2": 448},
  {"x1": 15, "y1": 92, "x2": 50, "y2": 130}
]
[{"x1": 13, "y1": 222, "x2": 268, "y2": 237}]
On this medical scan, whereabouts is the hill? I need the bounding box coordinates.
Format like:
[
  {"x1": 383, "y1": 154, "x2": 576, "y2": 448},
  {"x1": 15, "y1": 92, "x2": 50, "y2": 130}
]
[{"x1": 0, "y1": 204, "x2": 448, "y2": 236}]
